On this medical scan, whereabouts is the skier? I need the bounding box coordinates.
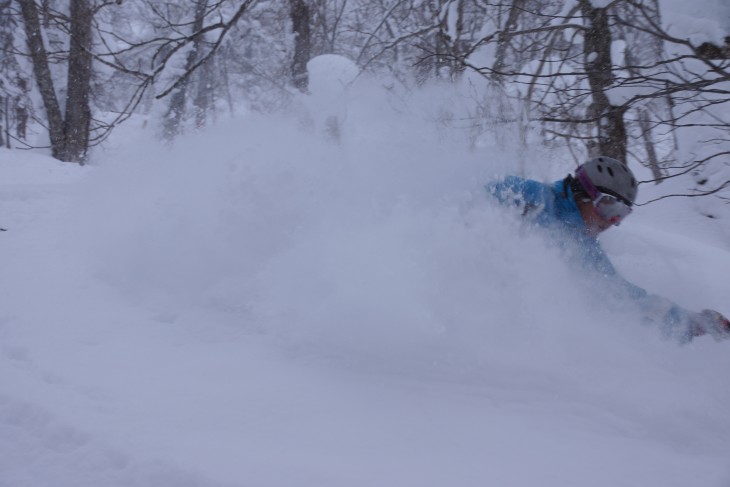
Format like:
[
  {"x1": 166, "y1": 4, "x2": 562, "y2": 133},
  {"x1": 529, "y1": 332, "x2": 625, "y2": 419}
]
[{"x1": 487, "y1": 156, "x2": 730, "y2": 343}]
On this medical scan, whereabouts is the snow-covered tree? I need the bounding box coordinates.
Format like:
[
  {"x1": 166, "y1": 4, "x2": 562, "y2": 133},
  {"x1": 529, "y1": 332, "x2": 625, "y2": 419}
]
[{"x1": 0, "y1": 0, "x2": 30, "y2": 148}]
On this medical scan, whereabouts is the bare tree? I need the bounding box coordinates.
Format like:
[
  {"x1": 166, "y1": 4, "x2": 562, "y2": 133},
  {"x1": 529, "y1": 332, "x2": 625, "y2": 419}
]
[
  {"x1": 614, "y1": 0, "x2": 668, "y2": 181},
  {"x1": 290, "y1": 0, "x2": 310, "y2": 92},
  {"x1": 62, "y1": 0, "x2": 93, "y2": 162},
  {"x1": 17, "y1": 0, "x2": 68, "y2": 160},
  {"x1": 11, "y1": 0, "x2": 264, "y2": 156},
  {"x1": 606, "y1": 1, "x2": 729, "y2": 203},
  {"x1": 161, "y1": 0, "x2": 209, "y2": 139},
  {"x1": 14, "y1": 0, "x2": 113, "y2": 163},
  {"x1": 0, "y1": 0, "x2": 30, "y2": 148},
  {"x1": 451, "y1": 1, "x2": 725, "y2": 186},
  {"x1": 578, "y1": 0, "x2": 627, "y2": 161},
  {"x1": 491, "y1": 0, "x2": 525, "y2": 82}
]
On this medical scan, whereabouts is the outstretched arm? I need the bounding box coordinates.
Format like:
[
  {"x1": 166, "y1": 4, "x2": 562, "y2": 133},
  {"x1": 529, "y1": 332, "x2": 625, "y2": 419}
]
[{"x1": 589, "y1": 242, "x2": 729, "y2": 343}]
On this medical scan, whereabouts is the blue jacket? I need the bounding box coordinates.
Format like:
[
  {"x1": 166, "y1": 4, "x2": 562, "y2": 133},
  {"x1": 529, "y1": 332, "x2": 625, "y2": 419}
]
[{"x1": 487, "y1": 176, "x2": 696, "y2": 342}]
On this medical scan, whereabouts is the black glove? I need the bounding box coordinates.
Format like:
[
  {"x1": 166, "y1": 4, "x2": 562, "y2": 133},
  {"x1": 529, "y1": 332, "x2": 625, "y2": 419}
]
[{"x1": 689, "y1": 309, "x2": 730, "y2": 341}]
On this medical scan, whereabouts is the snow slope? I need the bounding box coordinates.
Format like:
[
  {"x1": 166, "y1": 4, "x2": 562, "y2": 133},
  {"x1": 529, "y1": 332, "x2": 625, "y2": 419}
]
[{"x1": 2, "y1": 79, "x2": 730, "y2": 486}]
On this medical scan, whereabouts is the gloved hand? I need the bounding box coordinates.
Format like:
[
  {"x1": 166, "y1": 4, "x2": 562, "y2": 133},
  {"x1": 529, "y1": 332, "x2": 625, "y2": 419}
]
[{"x1": 688, "y1": 309, "x2": 730, "y2": 341}]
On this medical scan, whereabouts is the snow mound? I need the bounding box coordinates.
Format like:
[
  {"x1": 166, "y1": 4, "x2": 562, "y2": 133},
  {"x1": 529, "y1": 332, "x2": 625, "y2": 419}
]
[{"x1": 307, "y1": 54, "x2": 359, "y2": 98}]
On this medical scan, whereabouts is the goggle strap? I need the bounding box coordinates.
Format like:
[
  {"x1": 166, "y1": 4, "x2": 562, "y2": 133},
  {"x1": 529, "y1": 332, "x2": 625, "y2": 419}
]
[{"x1": 575, "y1": 166, "x2": 599, "y2": 200}]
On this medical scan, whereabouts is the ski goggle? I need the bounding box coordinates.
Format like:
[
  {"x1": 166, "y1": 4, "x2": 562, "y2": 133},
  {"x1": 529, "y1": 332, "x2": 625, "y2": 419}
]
[
  {"x1": 591, "y1": 192, "x2": 632, "y2": 225},
  {"x1": 575, "y1": 165, "x2": 633, "y2": 226}
]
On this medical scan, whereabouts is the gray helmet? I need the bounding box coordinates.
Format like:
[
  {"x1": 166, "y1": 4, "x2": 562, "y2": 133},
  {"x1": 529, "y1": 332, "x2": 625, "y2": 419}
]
[{"x1": 576, "y1": 156, "x2": 638, "y2": 205}]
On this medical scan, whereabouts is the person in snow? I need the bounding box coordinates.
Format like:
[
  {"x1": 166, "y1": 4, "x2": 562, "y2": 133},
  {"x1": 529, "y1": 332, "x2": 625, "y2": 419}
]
[{"x1": 487, "y1": 156, "x2": 730, "y2": 343}]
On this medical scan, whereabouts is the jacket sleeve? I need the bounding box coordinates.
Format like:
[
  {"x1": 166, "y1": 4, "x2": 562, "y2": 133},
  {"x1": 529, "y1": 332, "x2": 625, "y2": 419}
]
[
  {"x1": 584, "y1": 239, "x2": 698, "y2": 343},
  {"x1": 486, "y1": 177, "x2": 550, "y2": 217}
]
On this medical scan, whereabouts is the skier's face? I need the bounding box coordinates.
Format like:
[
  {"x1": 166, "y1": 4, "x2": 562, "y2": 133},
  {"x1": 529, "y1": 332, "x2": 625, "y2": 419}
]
[{"x1": 578, "y1": 199, "x2": 616, "y2": 236}]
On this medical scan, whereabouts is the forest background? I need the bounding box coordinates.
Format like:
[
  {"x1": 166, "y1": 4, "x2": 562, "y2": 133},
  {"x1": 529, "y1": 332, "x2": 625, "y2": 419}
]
[{"x1": 0, "y1": 0, "x2": 729, "y2": 217}]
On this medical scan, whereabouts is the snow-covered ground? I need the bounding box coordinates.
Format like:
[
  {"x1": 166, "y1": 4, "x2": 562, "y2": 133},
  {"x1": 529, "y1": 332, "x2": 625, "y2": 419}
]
[{"x1": 2, "y1": 77, "x2": 730, "y2": 487}]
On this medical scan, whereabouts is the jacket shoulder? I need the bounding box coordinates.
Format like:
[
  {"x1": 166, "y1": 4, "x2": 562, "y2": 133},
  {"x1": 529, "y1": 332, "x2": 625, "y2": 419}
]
[{"x1": 486, "y1": 176, "x2": 553, "y2": 210}]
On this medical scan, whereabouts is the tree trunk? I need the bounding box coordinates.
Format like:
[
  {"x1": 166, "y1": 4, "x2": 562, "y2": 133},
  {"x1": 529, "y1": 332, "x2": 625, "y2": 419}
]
[
  {"x1": 290, "y1": 0, "x2": 311, "y2": 92},
  {"x1": 492, "y1": 0, "x2": 523, "y2": 81},
  {"x1": 432, "y1": 0, "x2": 466, "y2": 80},
  {"x1": 192, "y1": 0, "x2": 211, "y2": 129},
  {"x1": 616, "y1": 0, "x2": 668, "y2": 181},
  {"x1": 62, "y1": 0, "x2": 93, "y2": 163},
  {"x1": 637, "y1": 108, "x2": 663, "y2": 181},
  {"x1": 18, "y1": 0, "x2": 94, "y2": 163},
  {"x1": 194, "y1": 56, "x2": 213, "y2": 129},
  {"x1": 163, "y1": 0, "x2": 208, "y2": 139},
  {"x1": 1, "y1": 95, "x2": 5, "y2": 147},
  {"x1": 17, "y1": 0, "x2": 65, "y2": 159},
  {"x1": 579, "y1": 1, "x2": 627, "y2": 162}
]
